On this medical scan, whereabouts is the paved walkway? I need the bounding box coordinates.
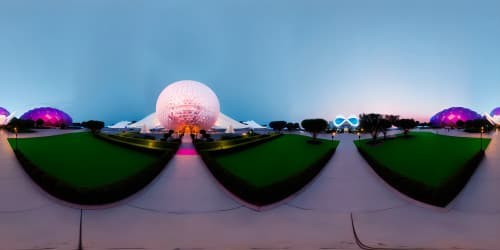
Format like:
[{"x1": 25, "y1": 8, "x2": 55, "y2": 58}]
[
  {"x1": 0, "y1": 129, "x2": 499, "y2": 249},
  {"x1": 0, "y1": 129, "x2": 80, "y2": 250},
  {"x1": 353, "y1": 129, "x2": 500, "y2": 249}
]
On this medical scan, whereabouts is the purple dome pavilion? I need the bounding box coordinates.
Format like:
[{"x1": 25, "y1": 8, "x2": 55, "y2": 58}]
[
  {"x1": 20, "y1": 107, "x2": 72, "y2": 127},
  {"x1": 430, "y1": 107, "x2": 481, "y2": 127}
]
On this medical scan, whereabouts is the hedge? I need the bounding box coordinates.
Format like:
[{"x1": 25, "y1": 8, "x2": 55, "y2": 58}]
[
  {"x1": 12, "y1": 135, "x2": 179, "y2": 205},
  {"x1": 195, "y1": 134, "x2": 280, "y2": 153},
  {"x1": 356, "y1": 147, "x2": 485, "y2": 207},
  {"x1": 197, "y1": 136, "x2": 336, "y2": 206},
  {"x1": 95, "y1": 132, "x2": 180, "y2": 152}
]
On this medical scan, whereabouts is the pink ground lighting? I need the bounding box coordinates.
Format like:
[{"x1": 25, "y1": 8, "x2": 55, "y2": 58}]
[{"x1": 176, "y1": 148, "x2": 198, "y2": 155}]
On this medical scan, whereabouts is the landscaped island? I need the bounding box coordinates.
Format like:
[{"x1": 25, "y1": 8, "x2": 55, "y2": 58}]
[
  {"x1": 9, "y1": 132, "x2": 179, "y2": 205},
  {"x1": 197, "y1": 134, "x2": 339, "y2": 207},
  {"x1": 354, "y1": 132, "x2": 491, "y2": 207}
]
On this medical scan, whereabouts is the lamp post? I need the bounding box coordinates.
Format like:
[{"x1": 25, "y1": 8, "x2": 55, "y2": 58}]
[
  {"x1": 331, "y1": 131, "x2": 336, "y2": 142},
  {"x1": 14, "y1": 127, "x2": 18, "y2": 151},
  {"x1": 357, "y1": 131, "x2": 361, "y2": 141},
  {"x1": 480, "y1": 126, "x2": 484, "y2": 151}
]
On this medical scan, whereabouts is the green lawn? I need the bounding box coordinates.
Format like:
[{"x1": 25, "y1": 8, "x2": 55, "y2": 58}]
[
  {"x1": 8, "y1": 132, "x2": 160, "y2": 188},
  {"x1": 212, "y1": 134, "x2": 339, "y2": 188},
  {"x1": 354, "y1": 132, "x2": 490, "y2": 188}
]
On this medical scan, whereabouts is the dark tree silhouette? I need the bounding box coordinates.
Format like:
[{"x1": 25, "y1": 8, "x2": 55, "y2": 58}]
[
  {"x1": 396, "y1": 119, "x2": 417, "y2": 136},
  {"x1": 269, "y1": 121, "x2": 287, "y2": 133},
  {"x1": 36, "y1": 118, "x2": 44, "y2": 128},
  {"x1": 385, "y1": 114, "x2": 400, "y2": 126},
  {"x1": 301, "y1": 119, "x2": 328, "y2": 140},
  {"x1": 82, "y1": 120, "x2": 105, "y2": 134},
  {"x1": 380, "y1": 118, "x2": 392, "y2": 139},
  {"x1": 359, "y1": 113, "x2": 384, "y2": 141},
  {"x1": 456, "y1": 120, "x2": 465, "y2": 129},
  {"x1": 285, "y1": 122, "x2": 300, "y2": 131}
]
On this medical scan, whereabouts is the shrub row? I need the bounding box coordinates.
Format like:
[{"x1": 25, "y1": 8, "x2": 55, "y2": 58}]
[
  {"x1": 95, "y1": 133, "x2": 180, "y2": 153},
  {"x1": 13, "y1": 148, "x2": 176, "y2": 205},
  {"x1": 198, "y1": 142, "x2": 336, "y2": 206},
  {"x1": 356, "y1": 147, "x2": 485, "y2": 207},
  {"x1": 195, "y1": 134, "x2": 280, "y2": 153}
]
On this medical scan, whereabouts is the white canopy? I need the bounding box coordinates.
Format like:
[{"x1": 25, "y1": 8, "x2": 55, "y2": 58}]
[
  {"x1": 0, "y1": 113, "x2": 15, "y2": 126},
  {"x1": 128, "y1": 113, "x2": 162, "y2": 129},
  {"x1": 212, "y1": 113, "x2": 249, "y2": 130},
  {"x1": 107, "y1": 121, "x2": 133, "y2": 129},
  {"x1": 243, "y1": 120, "x2": 266, "y2": 129},
  {"x1": 128, "y1": 112, "x2": 250, "y2": 130},
  {"x1": 485, "y1": 112, "x2": 500, "y2": 126}
]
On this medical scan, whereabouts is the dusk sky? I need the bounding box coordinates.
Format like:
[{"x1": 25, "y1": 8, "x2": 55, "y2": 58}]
[{"x1": 1, "y1": 0, "x2": 499, "y2": 125}]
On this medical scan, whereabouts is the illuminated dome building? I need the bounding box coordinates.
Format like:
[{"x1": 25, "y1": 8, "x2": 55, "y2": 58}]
[
  {"x1": 0, "y1": 107, "x2": 10, "y2": 125},
  {"x1": 20, "y1": 107, "x2": 73, "y2": 127},
  {"x1": 485, "y1": 107, "x2": 500, "y2": 126},
  {"x1": 332, "y1": 115, "x2": 359, "y2": 131},
  {"x1": 156, "y1": 80, "x2": 220, "y2": 133},
  {"x1": 430, "y1": 107, "x2": 481, "y2": 127}
]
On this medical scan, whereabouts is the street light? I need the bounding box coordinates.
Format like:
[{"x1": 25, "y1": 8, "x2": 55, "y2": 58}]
[
  {"x1": 14, "y1": 127, "x2": 18, "y2": 151},
  {"x1": 331, "y1": 131, "x2": 336, "y2": 142},
  {"x1": 480, "y1": 126, "x2": 484, "y2": 151},
  {"x1": 357, "y1": 131, "x2": 361, "y2": 141}
]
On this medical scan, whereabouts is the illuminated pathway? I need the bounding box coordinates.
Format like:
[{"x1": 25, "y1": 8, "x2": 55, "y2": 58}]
[{"x1": 1, "y1": 129, "x2": 500, "y2": 249}]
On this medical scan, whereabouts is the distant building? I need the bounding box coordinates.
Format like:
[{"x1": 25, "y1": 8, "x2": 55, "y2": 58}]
[
  {"x1": 430, "y1": 107, "x2": 481, "y2": 127},
  {"x1": 0, "y1": 107, "x2": 10, "y2": 125},
  {"x1": 485, "y1": 107, "x2": 500, "y2": 126},
  {"x1": 20, "y1": 107, "x2": 72, "y2": 127},
  {"x1": 332, "y1": 115, "x2": 359, "y2": 131},
  {"x1": 156, "y1": 80, "x2": 220, "y2": 133}
]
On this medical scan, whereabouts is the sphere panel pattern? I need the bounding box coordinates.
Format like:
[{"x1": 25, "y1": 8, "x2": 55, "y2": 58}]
[
  {"x1": 491, "y1": 107, "x2": 500, "y2": 117},
  {"x1": 430, "y1": 107, "x2": 481, "y2": 127},
  {"x1": 0, "y1": 107, "x2": 9, "y2": 117},
  {"x1": 20, "y1": 107, "x2": 73, "y2": 127},
  {"x1": 156, "y1": 80, "x2": 220, "y2": 132}
]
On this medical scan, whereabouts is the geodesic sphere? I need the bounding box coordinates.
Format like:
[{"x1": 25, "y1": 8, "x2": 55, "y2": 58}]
[
  {"x1": 20, "y1": 107, "x2": 73, "y2": 127},
  {"x1": 156, "y1": 80, "x2": 220, "y2": 132},
  {"x1": 0, "y1": 107, "x2": 9, "y2": 117},
  {"x1": 491, "y1": 107, "x2": 500, "y2": 117},
  {"x1": 430, "y1": 107, "x2": 481, "y2": 127}
]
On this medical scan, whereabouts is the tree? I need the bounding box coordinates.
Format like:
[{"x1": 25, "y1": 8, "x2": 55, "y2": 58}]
[
  {"x1": 7, "y1": 118, "x2": 35, "y2": 132},
  {"x1": 82, "y1": 120, "x2": 105, "y2": 134},
  {"x1": 380, "y1": 118, "x2": 392, "y2": 139},
  {"x1": 269, "y1": 121, "x2": 287, "y2": 133},
  {"x1": 301, "y1": 119, "x2": 328, "y2": 141},
  {"x1": 465, "y1": 118, "x2": 492, "y2": 133},
  {"x1": 385, "y1": 115, "x2": 400, "y2": 127},
  {"x1": 359, "y1": 113, "x2": 384, "y2": 141},
  {"x1": 36, "y1": 118, "x2": 44, "y2": 128},
  {"x1": 456, "y1": 120, "x2": 465, "y2": 129},
  {"x1": 396, "y1": 119, "x2": 417, "y2": 136},
  {"x1": 285, "y1": 122, "x2": 300, "y2": 131}
]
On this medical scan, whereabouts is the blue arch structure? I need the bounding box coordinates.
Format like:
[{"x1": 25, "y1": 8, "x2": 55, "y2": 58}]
[{"x1": 333, "y1": 115, "x2": 359, "y2": 128}]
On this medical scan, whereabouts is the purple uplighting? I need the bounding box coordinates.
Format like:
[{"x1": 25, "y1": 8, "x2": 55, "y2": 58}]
[
  {"x1": 430, "y1": 107, "x2": 482, "y2": 127},
  {"x1": 20, "y1": 107, "x2": 73, "y2": 127},
  {"x1": 0, "y1": 107, "x2": 9, "y2": 117},
  {"x1": 491, "y1": 107, "x2": 500, "y2": 117}
]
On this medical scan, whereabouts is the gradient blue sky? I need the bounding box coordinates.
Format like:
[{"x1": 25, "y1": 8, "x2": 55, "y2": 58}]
[{"x1": 1, "y1": 0, "x2": 499, "y2": 125}]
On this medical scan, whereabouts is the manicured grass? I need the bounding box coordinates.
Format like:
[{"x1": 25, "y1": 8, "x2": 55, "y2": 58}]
[
  {"x1": 9, "y1": 132, "x2": 160, "y2": 188},
  {"x1": 354, "y1": 132, "x2": 490, "y2": 188},
  {"x1": 212, "y1": 134, "x2": 339, "y2": 188}
]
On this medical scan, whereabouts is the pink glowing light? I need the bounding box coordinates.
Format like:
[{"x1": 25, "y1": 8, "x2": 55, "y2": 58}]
[{"x1": 176, "y1": 148, "x2": 198, "y2": 155}]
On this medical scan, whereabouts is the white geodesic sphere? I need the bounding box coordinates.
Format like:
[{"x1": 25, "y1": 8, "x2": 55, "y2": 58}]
[{"x1": 156, "y1": 80, "x2": 220, "y2": 132}]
